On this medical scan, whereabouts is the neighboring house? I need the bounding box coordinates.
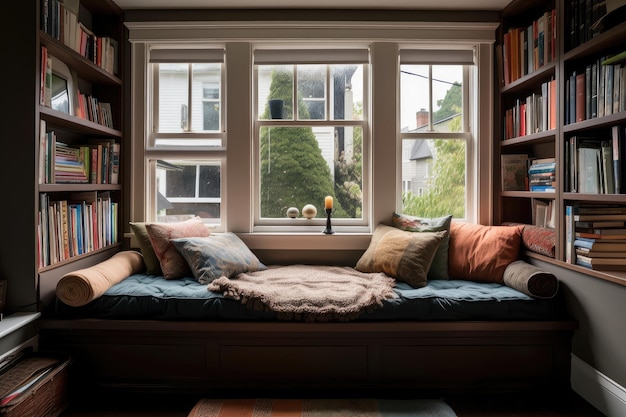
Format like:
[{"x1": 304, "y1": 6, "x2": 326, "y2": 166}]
[{"x1": 401, "y1": 108, "x2": 459, "y2": 196}]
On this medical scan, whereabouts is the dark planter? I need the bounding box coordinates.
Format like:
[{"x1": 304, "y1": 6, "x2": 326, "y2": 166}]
[{"x1": 269, "y1": 99, "x2": 284, "y2": 119}]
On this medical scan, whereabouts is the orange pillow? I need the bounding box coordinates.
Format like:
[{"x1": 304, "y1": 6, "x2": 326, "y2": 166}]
[{"x1": 448, "y1": 223, "x2": 523, "y2": 283}]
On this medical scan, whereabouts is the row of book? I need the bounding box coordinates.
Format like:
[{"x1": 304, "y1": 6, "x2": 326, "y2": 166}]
[
  {"x1": 503, "y1": 79, "x2": 556, "y2": 140},
  {"x1": 565, "y1": 0, "x2": 610, "y2": 51},
  {"x1": 75, "y1": 92, "x2": 114, "y2": 129},
  {"x1": 40, "y1": 46, "x2": 115, "y2": 130},
  {"x1": 501, "y1": 9, "x2": 556, "y2": 86},
  {"x1": 565, "y1": 203, "x2": 626, "y2": 272},
  {"x1": 40, "y1": 0, "x2": 118, "y2": 76},
  {"x1": 500, "y1": 154, "x2": 556, "y2": 192},
  {"x1": 38, "y1": 191, "x2": 119, "y2": 268},
  {"x1": 565, "y1": 126, "x2": 626, "y2": 194},
  {"x1": 565, "y1": 57, "x2": 626, "y2": 125},
  {"x1": 39, "y1": 120, "x2": 120, "y2": 185}
]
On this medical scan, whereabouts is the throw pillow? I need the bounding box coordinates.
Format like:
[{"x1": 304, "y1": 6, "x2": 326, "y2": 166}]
[
  {"x1": 503, "y1": 260, "x2": 559, "y2": 299},
  {"x1": 448, "y1": 222, "x2": 523, "y2": 283},
  {"x1": 392, "y1": 212, "x2": 453, "y2": 280},
  {"x1": 129, "y1": 222, "x2": 162, "y2": 276},
  {"x1": 145, "y1": 216, "x2": 210, "y2": 279},
  {"x1": 171, "y1": 233, "x2": 267, "y2": 284},
  {"x1": 355, "y1": 224, "x2": 446, "y2": 288}
]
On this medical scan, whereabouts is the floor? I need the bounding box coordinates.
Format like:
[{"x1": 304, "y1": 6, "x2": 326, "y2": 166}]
[{"x1": 59, "y1": 388, "x2": 606, "y2": 417}]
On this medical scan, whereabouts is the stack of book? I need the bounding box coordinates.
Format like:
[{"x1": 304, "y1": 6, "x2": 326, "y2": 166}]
[
  {"x1": 528, "y1": 158, "x2": 556, "y2": 192},
  {"x1": 566, "y1": 204, "x2": 626, "y2": 271}
]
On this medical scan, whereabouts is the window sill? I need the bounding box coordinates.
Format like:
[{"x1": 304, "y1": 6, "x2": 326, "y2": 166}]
[{"x1": 237, "y1": 232, "x2": 372, "y2": 251}]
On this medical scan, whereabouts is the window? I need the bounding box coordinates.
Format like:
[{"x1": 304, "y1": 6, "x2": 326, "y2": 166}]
[
  {"x1": 128, "y1": 22, "x2": 495, "y2": 244},
  {"x1": 399, "y1": 49, "x2": 474, "y2": 220},
  {"x1": 147, "y1": 48, "x2": 225, "y2": 225},
  {"x1": 254, "y1": 49, "x2": 368, "y2": 229}
]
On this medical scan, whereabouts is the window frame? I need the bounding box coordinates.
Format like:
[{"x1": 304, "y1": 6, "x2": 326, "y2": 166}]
[{"x1": 127, "y1": 21, "x2": 496, "y2": 252}]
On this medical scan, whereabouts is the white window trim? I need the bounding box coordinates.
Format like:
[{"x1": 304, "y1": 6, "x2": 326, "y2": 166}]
[{"x1": 126, "y1": 20, "x2": 496, "y2": 251}]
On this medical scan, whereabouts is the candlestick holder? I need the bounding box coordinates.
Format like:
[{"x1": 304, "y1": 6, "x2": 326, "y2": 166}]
[{"x1": 323, "y1": 208, "x2": 335, "y2": 234}]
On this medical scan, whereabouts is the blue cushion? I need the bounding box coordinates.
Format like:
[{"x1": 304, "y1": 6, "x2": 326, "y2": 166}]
[{"x1": 171, "y1": 233, "x2": 267, "y2": 284}]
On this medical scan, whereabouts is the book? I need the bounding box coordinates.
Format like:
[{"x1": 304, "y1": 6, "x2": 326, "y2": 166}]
[
  {"x1": 574, "y1": 213, "x2": 626, "y2": 221},
  {"x1": 501, "y1": 154, "x2": 528, "y2": 191},
  {"x1": 576, "y1": 248, "x2": 626, "y2": 258},
  {"x1": 575, "y1": 232, "x2": 626, "y2": 240},
  {"x1": 574, "y1": 238, "x2": 626, "y2": 251},
  {"x1": 577, "y1": 140, "x2": 601, "y2": 194},
  {"x1": 576, "y1": 255, "x2": 626, "y2": 271},
  {"x1": 575, "y1": 220, "x2": 626, "y2": 228}
]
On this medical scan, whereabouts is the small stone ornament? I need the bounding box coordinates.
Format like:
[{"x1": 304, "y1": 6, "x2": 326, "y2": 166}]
[
  {"x1": 287, "y1": 207, "x2": 299, "y2": 218},
  {"x1": 302, "y1": 204, "x2": 317, "y2": 219}
]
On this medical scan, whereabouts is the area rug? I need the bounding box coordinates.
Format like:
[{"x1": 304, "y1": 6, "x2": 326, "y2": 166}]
[{"x1": 187, "y1": 398, "x2": 458, "y2": 417}]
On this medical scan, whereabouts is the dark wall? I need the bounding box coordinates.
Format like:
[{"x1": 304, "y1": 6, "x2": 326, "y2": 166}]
[{"x1": 531, "y1": 258, "x2": 626, "y2": 389}]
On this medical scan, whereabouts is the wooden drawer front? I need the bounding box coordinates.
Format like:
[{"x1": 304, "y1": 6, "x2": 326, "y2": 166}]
[
  {"x1": 380, "y1": 345, "x2": 553, "y2": 382},
  {"x1": 87, "y1": 344, "x2": 207, "y2": 379},
  {"x1": 219, "y1": 345, "x2": 368, "y2": 379}
]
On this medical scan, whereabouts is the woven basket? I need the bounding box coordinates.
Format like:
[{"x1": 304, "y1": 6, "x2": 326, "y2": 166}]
[{"x1": 0, "y1": 352, "x2": 70, "y2": 417}]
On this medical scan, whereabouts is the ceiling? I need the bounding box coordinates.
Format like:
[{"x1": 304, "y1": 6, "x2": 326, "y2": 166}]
[{"x1": 113, "y1": 0, "x2": 512, "y2": 10}]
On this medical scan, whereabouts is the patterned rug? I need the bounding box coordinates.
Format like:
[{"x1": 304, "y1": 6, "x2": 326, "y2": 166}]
[{"x1": 187, "y1": 398, "x2": 458, "y2": 417}]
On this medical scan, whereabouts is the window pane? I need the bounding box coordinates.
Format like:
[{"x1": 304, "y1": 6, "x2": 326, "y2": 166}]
[
  {"x1": 156, "y1": 63, "x2": 221, "y2": 138},
  {"x1": 259, "y1": 126, "x2": 362, "y2": 219},
  {"x1": 431, "y1": 66, "x2": 463, "y2": 132},
  {"x1": 156, "y1": 160, "x2": 221, "y2": 223},
  {"x1": 258, "y1": 65, "x2": 294, "y2": 120},
  {"x1": 158, "y1": 63, "x2": 189, "y2": 133},
  {"x1": 192, "y1": 63, "x2": 221, "y2": 132},
  {"x1": 331, "y1": 65, "x2": 363, "y2": 121},
  {"x1": 401, "y1": 139, "x2": 465, "y2": 219},
  {"x1": 400, "y1": 65, "x2": 463, "y2": 133},
  {"x1": 297, "y1": 65, "x2": 326, "y2": 120}
]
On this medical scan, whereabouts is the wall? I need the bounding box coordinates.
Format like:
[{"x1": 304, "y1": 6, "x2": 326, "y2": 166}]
[{"x1": 531, "y1": 258, "x2": 626, "y2": 414}]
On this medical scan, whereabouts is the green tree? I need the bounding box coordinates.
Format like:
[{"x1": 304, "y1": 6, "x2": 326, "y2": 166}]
[
  {"x1": 402, "y1": 82, "x2": 465, "y2": 218},
  {"x1": 334, "y1": 101, "x2": 363, "y2": 218},
  {"x1": 260, "y1": 69, "x2": 342, "y2": 218}
]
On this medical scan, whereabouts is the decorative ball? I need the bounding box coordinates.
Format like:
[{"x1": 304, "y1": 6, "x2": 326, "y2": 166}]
[
  {"x1": 302, "y1": 204, "x2": 317, "y2": 219},
  {"x1": 286, "y1": 207, "x2": 299, "y2": 218}
]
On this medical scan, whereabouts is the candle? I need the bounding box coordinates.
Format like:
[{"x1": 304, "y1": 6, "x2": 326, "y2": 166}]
[{"x1": 325, "y1": 196, "x2": 333, "y2": 210}]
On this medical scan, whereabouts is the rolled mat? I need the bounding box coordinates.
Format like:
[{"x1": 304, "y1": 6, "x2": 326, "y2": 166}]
[
  {"x1": 503, "y1": 260, "x2": 559, "y2": 299},
  {"x1": 56, "y1": 251, "x2": 145, "y2": 307}
]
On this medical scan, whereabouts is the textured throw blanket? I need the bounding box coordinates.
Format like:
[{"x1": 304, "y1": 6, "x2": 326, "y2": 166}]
[{"x1": 207, "y1": 265, "x2": 397, "y2": 322}]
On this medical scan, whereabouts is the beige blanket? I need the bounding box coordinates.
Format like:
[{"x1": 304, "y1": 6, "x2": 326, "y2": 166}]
[
  {"x1": 207, "y1": 265, "x2": 397, "y2": 322},
  {"x1": 56, "y1": 251, "x2": 145, "y2": 307}
]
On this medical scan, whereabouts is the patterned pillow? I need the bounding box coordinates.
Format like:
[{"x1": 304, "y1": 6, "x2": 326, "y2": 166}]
[
  {"x1": 355, "y1": 224, "x2": 446, "y2": 288},
  {"x1": 145, "y1": 217, "x2": 210, "y2": 279},
  {"x1": 171, "y1": 233, "x2": 267, "y2": 284},
  {"x1": 392, "y1": 212, "x2": 453, "y2": 280},
  {"x1": 129, "y1": 222, "x2": 162, "y2": 276}
]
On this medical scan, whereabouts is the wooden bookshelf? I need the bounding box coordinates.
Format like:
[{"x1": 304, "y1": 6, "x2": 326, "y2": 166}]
[
  {"x1": 495, "y1": 0, "x2": 626, "y2": 286},
  {"x1": 0, "y1": 0, "x2": 125, "y2": 316}
]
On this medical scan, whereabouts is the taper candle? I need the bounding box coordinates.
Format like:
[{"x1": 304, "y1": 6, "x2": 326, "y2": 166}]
[{"x1": 325, "y1": 196, "x2": 333, "y2": 210}]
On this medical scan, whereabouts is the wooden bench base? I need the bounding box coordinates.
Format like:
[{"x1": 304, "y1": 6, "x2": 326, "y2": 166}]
[{"x1": 38, "y1": 319, "x2": 577, "y2": 395}]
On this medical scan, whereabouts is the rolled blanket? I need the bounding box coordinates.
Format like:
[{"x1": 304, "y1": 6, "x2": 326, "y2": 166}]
[
  {"x1": 503, "y1": 260, "x2": 559, "y2": 299},
  {"x1": 56, "y1": 251, "x2": 145, "y2": 307}
]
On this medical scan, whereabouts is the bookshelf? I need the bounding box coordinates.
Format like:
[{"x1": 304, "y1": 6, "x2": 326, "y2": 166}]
[
  {"x1": 495, "y1": 0, "x2": 626, "y2": 285},
  {"x1": 0, "y1": 0, "x2": 125, "y2": 317}
]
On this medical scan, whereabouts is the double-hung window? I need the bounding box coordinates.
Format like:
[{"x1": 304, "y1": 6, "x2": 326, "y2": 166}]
[
  {"x1": 146, "y1": 48, "x2": 225, "y2": 227},
  {"x1": 253, "y1": 48, "x2": 369, "y2": 231},
  {"x1": 399, "y1": 49, "x2": 475, "y2": 220}
]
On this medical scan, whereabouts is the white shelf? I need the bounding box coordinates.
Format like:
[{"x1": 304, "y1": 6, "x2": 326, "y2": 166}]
[{"x1": 0, "y1": 312, "x2": 41, "y2": 339}]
